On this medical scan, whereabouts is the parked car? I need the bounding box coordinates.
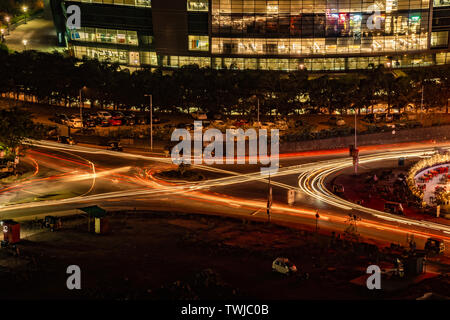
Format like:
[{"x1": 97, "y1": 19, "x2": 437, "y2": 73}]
[
  {"x1": 211, "y1": 120, "x2": 225, "y2": 128},
  {"x1": 424, "y1": 238, "x2": 445, "y2": 255},
  {"x1": 46, "y1": 126, "x2": 58, "y2": 138},
  {"x1": 96, "y1": 117, "x2": 110, "y2": 127},
  {"x1": 108, "y1": 116, "x2": 123, "y2": 126},
  {"x1": 97, "y1": 110, "x2": 112, "y2": 120},
  {"x1": 329, "y1": 116, "x2": 345, "y2": 126},
  {"x1": 234, "y1": 119, "x2": 248, "y2": 127},
  {"x1": 152, "y1": 116, "x2": 161, "y2": 124},
  {"x1": 176, "y1": 123, "x2": 188, "y2": 129},
  {"x1": 294, "y1": 119, "x2": 304, "y2": 127},
  {"x1": 83, "y1": 118, "x2": 96, "y2": 127},
  {"x1": 363, "y1": 113, "x2": 386, "y2": 124},
  {"x1": 51, "y1": 113, "x2": 69, "y2": 125},
  {"x1": 68, "y1": 116, "x2": 83, "y2": 128},
  {"x1": 113, "y1": 111, "x2": 125, "y2": 118},
  {"x1": 123, "y1": 112, "x2": 136, "y2": 125},
  {"x1": 260, "y1": 122, "x2": 274, "y2": 130},
  {"x1": 192, "y1": 112, "x2": 208, "y2": 120},
  {"x1": 272, "y1": 257, "x2": 297, "y2": 275}
]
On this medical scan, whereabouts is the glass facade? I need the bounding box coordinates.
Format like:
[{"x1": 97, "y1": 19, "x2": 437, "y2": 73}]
[
  {"x1": 434, "y1": 0, "x2": 450, "y2": 7},
  {"x1": 73, "y1": 45, "x2": 158, "y2": 65},
  {"x1": 58, "y1": 0, "x2": 449, "y2": 71},
  {"x1": 70, "y1": 27, "x2": 139, "y2": 45},
  {"x1": 188, "y1": 35, "x2": 210, "y2": 50},
  {"x1": 68, "y1": 0, "x2": 151, "y2": 7},
  {"x1": 211, "y1": 0, "x2": 430, "y2": 56},
  {"x1": 431, "y1": 31, "x2": 449, "y2": 47},
  {"x1": 187, "y1": 0, "x2": 209, "y2": 11}
]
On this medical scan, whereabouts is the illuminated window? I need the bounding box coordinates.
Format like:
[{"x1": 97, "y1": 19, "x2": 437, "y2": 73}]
[
  {"x1": 67, "y1": 0, "x2": 151, "y2": 7},
  {"x1": 431, "y1": 31, "x2": 449, "y2": 47},
  {"x1": 434, "y1": 0, "x2": 450, "y2": 6},
  {"x1": 135, "y1": 0, "x2": 151, "y2": 7},
  {"x1": 188, "y1": 35, "x2": 209, "y2": 51},
  {"x1": 71, "y1": 27, "x2": 139, "y2": 46},
  {"x1": 187, "y1": 0, "x2": 208, "y2": 11}
]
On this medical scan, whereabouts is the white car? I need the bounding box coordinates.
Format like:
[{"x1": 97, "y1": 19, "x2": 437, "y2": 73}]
[
  {"x1": 192, "y1": 112, "x2": 208, "y2": 120},
  {"x1": 97, "y1": 111, "x2": 112, "y2": 120},
  {"x1": 68, "y1": 117, "x2": 83, "y2": 128},
  {"x1": 272, "y1": 257, "x2": 297, "y2": 275},
  {"x1": 212, "y1": 120, "x2": 225, "y2": 128},
  {"x1": 336, "y1": 118, "x2": 346, "y2": 126},
  {"x1": 260, "y1": 122, "x2": 274, "y2": 130}
]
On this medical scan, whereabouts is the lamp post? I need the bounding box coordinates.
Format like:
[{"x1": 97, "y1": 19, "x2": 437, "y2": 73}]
[
  {"x1": 354, "y1": 109, "x2": 357, "y2": 151},
  {"x1": 257, "y1": 97, "x2": 260, "y2": 124},
  {"x1": 22, "y1": 39, "x2": 28, "y2": 51},
  {"x1": 144, "y1": 94, "x2": 153, "y2": 151},
  {"x1": 79, "y1": 86, "x2": 86, "y2": 124},
  {"x1": 353, "y1": 108, "x2": 358, "y2": 175},
  {"x1": 23, "y1": 6, "x2": 28, "y2": 24},
  {"x1": 315, "y1": 210, "x2": 320, "y2": 233},
  {"x1": 5, "y1": 16, "x2": 10, "y2": 35}
]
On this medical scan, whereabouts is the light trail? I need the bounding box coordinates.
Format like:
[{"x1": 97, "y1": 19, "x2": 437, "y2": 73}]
[
  {"x1": 298, "y1": 146, "x2": 450, "y2": 235},
  {"x1": 3, "y1": 139, "x2": 450, "y2": 249}
]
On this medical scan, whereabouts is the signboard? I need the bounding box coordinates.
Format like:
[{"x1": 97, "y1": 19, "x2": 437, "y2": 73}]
[{"x1": 287, "y1": 189, "x2": 295, "y2": 205}]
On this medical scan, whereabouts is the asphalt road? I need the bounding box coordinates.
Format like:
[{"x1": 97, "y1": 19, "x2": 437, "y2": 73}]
[{"x1": 1, "y1": 140, "x2": 450, "y2": 257}]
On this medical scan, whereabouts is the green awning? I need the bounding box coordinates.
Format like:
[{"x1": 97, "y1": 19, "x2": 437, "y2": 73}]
[{"x1": 78, "y1": 205, "x2": 107, "y2": 218}]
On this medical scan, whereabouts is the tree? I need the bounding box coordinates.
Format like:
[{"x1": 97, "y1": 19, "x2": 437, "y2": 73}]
[{"x1": 0, "y1": 107, "x2": 44, "y2": 165}]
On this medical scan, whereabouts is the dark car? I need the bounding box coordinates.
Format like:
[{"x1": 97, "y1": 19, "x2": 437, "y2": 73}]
[
  {"x1": 152, "y1": 117, "x2": 161, "y2": 124},
  {"x1": 294, "y1": 120, "x2": 304, "y2": 127},
  {"x1": 50, "y1": 113, "x2": 69, "y2": 125},
  {"x1": 135, "y1": 115, "x2": 148, "y2": 125},
  {"x1": 425, "y1": 238, "x2": 445, "y2": 255},
  {"x1": 106, "y1": 140, "x2": 123, "y2": 152},
  {"x1": 58, "y1": 136, "x2": 76, "y2": 145},
  {"x1": 83, "y1": 118, "x2": 96, "y2": 127},
  {"x1": 108, "y1": 116, "x2": 123, "y2": 126},
  {"x1": 95, "y1": 117, "x2": 109, "y2": 127},
  {"x1": 123, "y1": 112, "x2": 136, "y2": 125}
]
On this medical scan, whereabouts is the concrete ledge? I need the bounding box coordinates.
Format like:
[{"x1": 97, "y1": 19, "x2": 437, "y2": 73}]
[{"x1": 280, "y1": 125, "x2": 450, "y2": 153}]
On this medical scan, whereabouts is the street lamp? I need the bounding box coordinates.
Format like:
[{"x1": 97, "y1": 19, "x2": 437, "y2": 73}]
[
  {"x1": 5, "y1": 16, "x2": 10, "y2": 35},
  {"x1": 22, "y1": 39, "x2": 28, "y2": 50},
  {"x1": 79, "y1": 86, "x2": 87, "y2": 124},
  {"x1": 22, "y1": 6, "x2": 28, "y2": 24},
  {"x1": 144, "y1": 94, "x2": 153, "y2": 151}
]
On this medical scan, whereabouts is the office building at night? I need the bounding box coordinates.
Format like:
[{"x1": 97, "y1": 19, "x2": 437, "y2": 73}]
[{"x1": 50, "y1": 0, "x2": 450, "y2": 71}]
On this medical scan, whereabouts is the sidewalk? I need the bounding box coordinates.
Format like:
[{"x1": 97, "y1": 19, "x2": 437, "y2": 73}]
[{"x1": 3, "y1": 14, "x2": 63, "y2": 53}]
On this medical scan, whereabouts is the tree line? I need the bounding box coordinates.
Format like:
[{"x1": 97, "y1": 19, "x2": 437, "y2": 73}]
[{"x1": 1, "y1": 48, "x2": 449, "y2": 117}]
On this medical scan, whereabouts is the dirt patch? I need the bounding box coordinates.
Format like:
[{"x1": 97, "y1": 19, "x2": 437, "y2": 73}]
[{"x1": 0, "y1": 211, "x2": 449, "y2": 300}]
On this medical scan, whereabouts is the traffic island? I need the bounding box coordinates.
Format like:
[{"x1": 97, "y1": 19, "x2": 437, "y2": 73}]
[{"x1": 328, "y1": 157, "x2": 450, "y2": 225}]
